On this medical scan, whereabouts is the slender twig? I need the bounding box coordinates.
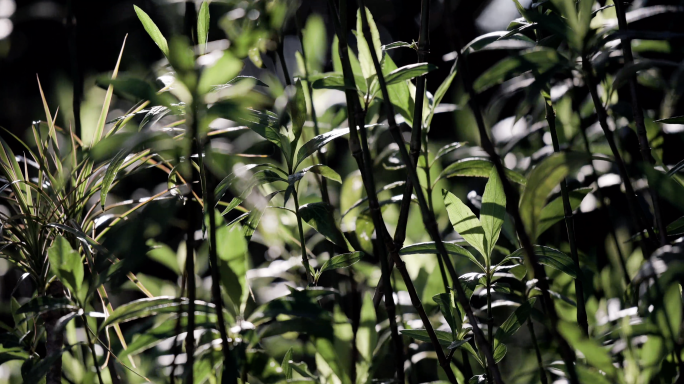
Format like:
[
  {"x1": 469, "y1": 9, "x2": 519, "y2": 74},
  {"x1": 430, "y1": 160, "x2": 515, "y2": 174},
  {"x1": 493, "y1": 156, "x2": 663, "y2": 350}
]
[
  {"x1": 486, "y1": 273, "x2": 493, "y2": 384},
  {"x1": 203, "y1": 162, "x2": 235, "y2": 383},
  {"x1": 581, "y1": 55, "x2": 658, "y2": 249},
  {"x1": 544, "y1": 102, "x2": 588, "y2": 334},
  {"x1": 82, "y1": 314, "x2": 105, "y2": 384},
  {"x1": 577, "y1": 124, "x2": 631, "y2": 285},
  {"x1": 527, "y1": 317, "x2": 548, "y2": 384},
  {"x1": 354, "y1": 0, "x2": 502, "y2": 382},
  {"x1": 295, "y1": 13, "x2": 331, "y2": 205},
  {"x1": 442, "y1": 5, "x2": 579, "y2": 382},
  {"x1": 293, "y1": 190, "x2": 314, "y2": 285},
  {"x1": 613, "y1": 0, "x2": 668, "y2": 245}
]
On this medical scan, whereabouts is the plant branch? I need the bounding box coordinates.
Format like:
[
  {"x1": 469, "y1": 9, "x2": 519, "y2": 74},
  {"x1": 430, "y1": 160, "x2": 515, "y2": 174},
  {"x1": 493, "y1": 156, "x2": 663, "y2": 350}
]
[
  {"x1": 355, "y1": 0, "x2": 502, "y2": 382},
  {"x1": 292, "y1": 189, "x2": 314, "y2": 285},
  {"x1": 613, "y1": 0, "x2": 668, "y2": 246},
  {"x1": 544, "y1": 102, "x2": 588, "y2": 334}
]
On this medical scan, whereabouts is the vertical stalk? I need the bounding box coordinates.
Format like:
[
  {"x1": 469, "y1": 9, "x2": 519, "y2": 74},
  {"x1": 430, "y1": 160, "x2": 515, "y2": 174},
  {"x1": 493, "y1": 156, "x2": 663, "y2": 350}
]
[
  {"x1": 354, "y1": 1, "x2": 503, "y2": 382},
  {"x1": 82, "y1": 314, "x2": 105, "y2": 384},
  {"x1": 183, "y1": 103, "x2": 198, "y2": 384},
  {"x1": 170, "y1": 272, "x2": 187, "y2": 382},
  {"x1": 581, "y1": 56, "x2": 658, "y2": 248},
  {"x1": 437, "y1": 3, "x2": 580, "y2": 381},
  {"x1": 577, "y1": 125, "x2": 631, "y2": 285},
  {"x1": 203, "y1": 168, "x2": 235, "y2": 383},
  {"x1": 486, "y1": 274, "x2": 493, "y2": 384},
  {"x1": 527, "y1": 317, "x2": 548, "y2": 384},
  {"x1": 544, "y1": 102, "x2": 589, "y2": 334},
  {"x1": 43, "y1": 281, "x2": 65, "y2": 384},
  {"x1": 292, "y1": 190, "x2": 314, "y2": 285},
  {"x1": 295, "y1": 14, "x2": 330, "y2": 205},
  {"x1": 612, "y1": 0, "x2": 668, "y2": 245}
]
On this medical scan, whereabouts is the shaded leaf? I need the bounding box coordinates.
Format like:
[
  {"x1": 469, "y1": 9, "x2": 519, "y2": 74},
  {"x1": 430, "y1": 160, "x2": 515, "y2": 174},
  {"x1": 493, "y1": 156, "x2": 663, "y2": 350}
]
[
  {"x1": 439, "y1": 158, "x2": 526, "y2": 185},
  {"x1": 443, "y1": 190, "x2": 487, "y2": 258}
]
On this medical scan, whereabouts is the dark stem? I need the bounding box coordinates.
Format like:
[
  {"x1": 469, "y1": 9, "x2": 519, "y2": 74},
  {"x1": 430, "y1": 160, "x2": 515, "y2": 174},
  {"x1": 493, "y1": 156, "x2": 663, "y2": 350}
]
[
  {"x1": 544, "y1": 102, "x2": 588, "y2": 334},
  {"x1": 581, "y1": 55, "x2": 658, "y2": 250},
  {"x1": 293, "y1": 190, "x2": 314, "y2": 285},
  {"x1": 277, "y1": 39, "x2": 292, "y2": 87},
  {"x1": 527, "y1": 317, "x2": 548, "y2": 384},
  {"x1": 613, "y1": 0, "x2": 668, "y2": 246},
  {"x1": 355, "y1": 0, "x2": 503, "y2": 382},
  {"x1": 44, "y1": 281, "x2": 65, "y2": 384},
  {"x1": 577, "y1": 124, "x2": 631, "y2": 284},
  {"x1": 486, "y1": 274, "x2": 493, "y2": 384},
  {"x1": 107, "y1": 356, "x2": 122, "y2": 384},
  {"x1": 82, "y1": 314, "x2": 104, "y2": 384},
  {"x1": 444, "y1": 7, "x2": 577, "y2": 382},
  {"x1": 204, "y1": 170, "x2": 236, "y2": 383},
  {"x1": 183, "y1": 112, "x2": 198, "y2": 384},
  {"x1": 170, "y1": 272, "x2": 187, "y2": 382}
]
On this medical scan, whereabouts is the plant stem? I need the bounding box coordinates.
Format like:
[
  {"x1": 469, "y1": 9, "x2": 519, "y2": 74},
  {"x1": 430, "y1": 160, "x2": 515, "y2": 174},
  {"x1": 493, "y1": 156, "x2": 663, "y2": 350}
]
[
  {"x1": 43, "y1": 280, "x2": 65, "y2": 384},
  {"x1": 577, "y1": 124, "x2": 631, "y2": 285},
  {"x1": 295, "y1": 14, "x2": 330, "y2": 205},
  {"x1": 581, "y1": 55, "x2": 658, "y2": 249},
  {"x1": 355, "y1": 1, "x2": 502, "y2": 382},
  {"x1": 442, "y1": 7, "x2": 578, "y2": 382},
  {"x1": 486, "y1": 273, "x2": 493, "y2": 384},
  {"x1": 204, "y1": 171, "x2": 235, "y2": 383},
  {"x1": 82, "y1": 314, "x2": 105, "y2": 384},
  {"x1": 183, "y1": 105, "x2": 198, "y2": 384},
  {"x1": 292, "y1": 190, "x2": 314, "y2": 285},
  {"x1": 277, "y1": 38, "x2": 292, "y2": 87},
  {"x1": 612, "y1": 0, "x2": 668, "y2": 246},
  {"x1": 544, "y1": 102, "x2": 589, "y2": 334},
  {"x1": 527, "y1": 316, "x2": 548, "y2": 384}
]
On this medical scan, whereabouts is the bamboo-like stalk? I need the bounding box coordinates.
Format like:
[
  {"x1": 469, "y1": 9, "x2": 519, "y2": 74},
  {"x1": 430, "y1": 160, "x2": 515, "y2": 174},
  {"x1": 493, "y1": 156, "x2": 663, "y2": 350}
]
[
  {"x1": 183, "y1": 102, "x2": 198, "y2": 384},
  {"x1": 82, "y1": 314, "x2": 105, "y2": 384},
  {"x1": 581, "y1": 56, "x2": 658, "y2": 249},
  {"x1": 451, "y1": 29, "x2": 579, "y2": 384},
  {"x1": 577, "y1": 124, "x2": 631, "y2": 284},
  {"x1": 354, "y1": 1, "x2": 502, "y2": 382},
  {"x1": 612, "y1": 0, "x2": 668, "y2": 246},
  {"x1": 544, "y1": 102, "x2": 589, "y2": 334},
  {"x1": 293, "y1": 191, "x2": 314, "y2": 285},
  {"x1": 329, "y1": 0, "x2": 404, "y2": 379},
  {"x1": 527, "y1": 317, "x2": 548, "y2": 384},
  {"x1": 295, "y1": 14, "x2": 331, "y2": 205},
  {"x1": 202, "y1": 163, "x2": 235, "y2": 383}
]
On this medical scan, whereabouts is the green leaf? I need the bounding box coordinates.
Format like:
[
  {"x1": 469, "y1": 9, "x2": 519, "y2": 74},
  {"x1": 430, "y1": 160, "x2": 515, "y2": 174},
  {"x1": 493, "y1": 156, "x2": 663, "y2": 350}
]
[
  {"x1": 299, "y1": 202, "x2": 350, "y2": 250},
  {"x1": 295, "y1": 128, "x2": 350, "y2": 169},
  {"x1": 303, "y1": 14, "x2": 327, "y2": 73},
  {"x1": 400, "y1": 329, "x2": 454, "y2": 347},
  {"x1": 24, "y1": 344, "x2": 78, "y2": 383},
  {"x1": 481, "y1": 167, "x2": 506, "y2": 258},
  {"x1": 197, "y1": 1, "x2": 209, "y2": 55},
  {"x1": 384, "y1": 63, "x2": 438, "y2": 85},
  {"x1": 473, "y1": 48, "x2": 559, "y2": 92},
  {"x1": 399, "y1": 241, "x2": 484, "y2": 271},
  {"x1": 48, "y1": 236, "x2": 84, "y2": 295},
  {"x1": 558, "y1": 321, "x2": 615, "y2": 375},
  {"x1": 290, "y1": 79, "x2": 307, "y2": 149},
  {"x1": 292, "y1": 164, "x2": 342, "y2": 184},
  {"x1": 312, "y1": 74, "x2": 361, "y2": 91},
  {"x1": 427, "y1": 62, "x2": 457, "y2": 127},
  {"x1": 120, "y1": 314, "x2": 217, "y2": 358},
  {"x1": 355, "y1": 212, "x2": 374, "y2": 254},
  {"x1": 459, "y1": 272, "x2": 485, "y2": 300},
  {"x1": 469, "y1": 374, "x2": 486, "y2": 384},
  {"x1": 243, "y1": 190, "x2": 281, "y2": 241},
  {"x1": 382, "y1": 41, "x2": 414, "y2": 51},
  {"x1": 536, "y1": 188, "x2": 592, "y2": 239},
  {"x1": 133, "y1": 5, "x2": 169, "y2": 57},
  {"x1": 356, "y1": 7, "x2": 382, "y2": 80},
  {"x1": 214, "y1": 163, "x2": 286, "y2": 204},
  {"x1": 442, "y1": 190, "x2": 487, "y2": 259},
  {"x1": 320, "y1": 252, "x2": 364, "y2": 273},
  {"x1": 504, "y1": 246, "x2": 577, "y2": 279},
  {"x1": 431, "y1": 142, "x2": 464, "y2": 166},
  {"x1": 519, "y1": 152, "x2": 588, "y2": 240},
  {"x1": 493, "y1": 298, "x2": 536, "y2": 361},
  {"x1": 433, "y1": 292, "x2": 461, "y2": 336},
  {"x1": 217, "y1": 224, "x2": 248, "y2": 310},
  {"x1": 281, "y1": 348, "x2": 294, "y2": 380},
  {"x1": 146, "y1": 240, "x2": 180, "y2": 274},
  {"x1": 356, "y1": 292, "x2": 377, "y2": 384},
  {"x1": 100, "y1": 296, "x2": 215, "y2": 329},
  {"x1": 382, "y1": 54, "x2": 414, "y2": 126},
  {"x1": 439, "y1": 158, "x2": 526, "y2": 185},
  {"x1": 100, "y1": 150, "x2": 127, "y2": 209},
  {"x1": 16, "y1": 296, "x2": 77, "y2": 315},
  {"x1": 656, "y1": 116, "x2": 684, "y2": 124},
  {"x1": 198, "y1": 51, "x2": 244, "y2": 94}
]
